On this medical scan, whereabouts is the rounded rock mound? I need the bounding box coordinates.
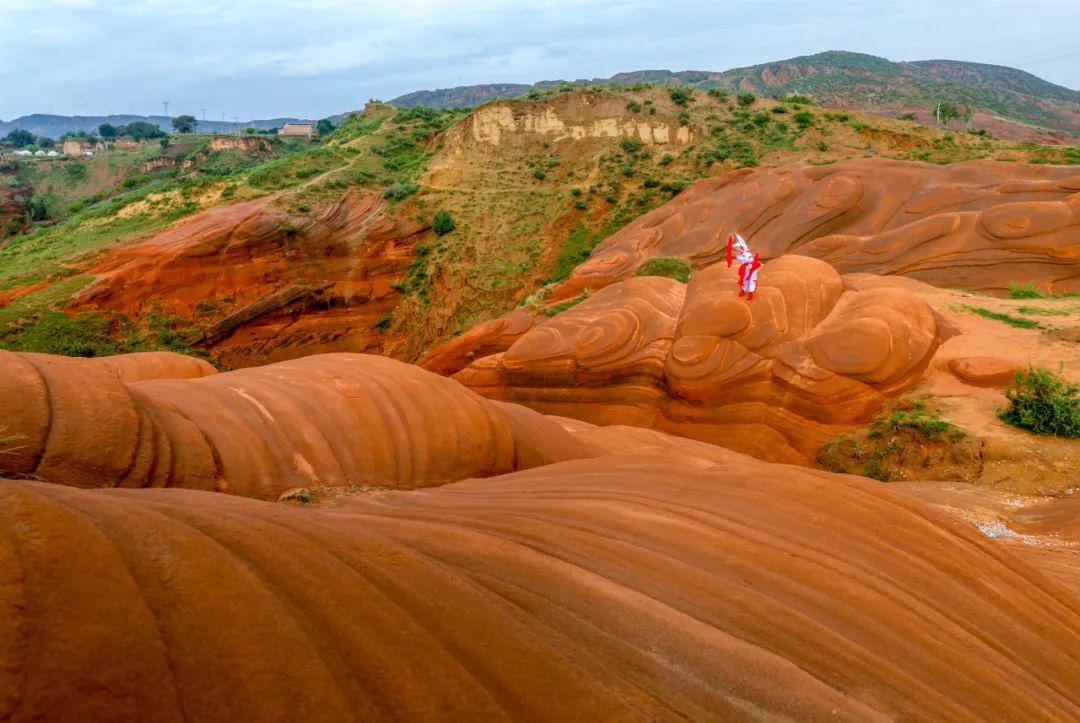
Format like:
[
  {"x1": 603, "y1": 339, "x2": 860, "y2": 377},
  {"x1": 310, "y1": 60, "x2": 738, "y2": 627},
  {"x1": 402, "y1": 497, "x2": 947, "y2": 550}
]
[{"x1": 1, "y1": 455, "x2": 1077, "y2": 720}]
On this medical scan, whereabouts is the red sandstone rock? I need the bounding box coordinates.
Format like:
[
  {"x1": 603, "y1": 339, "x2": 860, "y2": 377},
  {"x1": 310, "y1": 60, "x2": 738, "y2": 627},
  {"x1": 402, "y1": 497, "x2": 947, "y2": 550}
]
[
  {"x1": 0, "y1": 350, "x2": 598, "y2": 496},
  {"x1": 553, "y1": 159, "x2": 1080, "y2": 299},
  {"x1": 450, "y1": 255, "x2": 942, "y2": 463},
  {"x1": 1, "y1": 455, "x2": 1077, "y2": 720},
  {"x1": 72, "y1": 190, "x2": 426, "y2": 367},
  {"x1": 947, "y1": 355, "x2": 1024, "y2": 387}
]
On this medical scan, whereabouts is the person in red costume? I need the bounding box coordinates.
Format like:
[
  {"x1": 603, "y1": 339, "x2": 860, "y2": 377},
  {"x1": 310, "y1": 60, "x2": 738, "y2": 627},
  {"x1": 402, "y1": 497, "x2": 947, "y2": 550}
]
[{"x1": 726, "y1": 232, "x2": 761, "y2": 300}]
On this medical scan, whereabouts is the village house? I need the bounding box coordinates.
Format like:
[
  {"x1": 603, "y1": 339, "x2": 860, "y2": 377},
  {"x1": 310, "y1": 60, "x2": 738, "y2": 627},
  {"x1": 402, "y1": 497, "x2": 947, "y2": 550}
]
[
  {"x1": 61, "y1": 139, "x2": 90, "y2": 156},
  {"x1": 278, "y1": 122, "x2": 316, "y2": 137}
]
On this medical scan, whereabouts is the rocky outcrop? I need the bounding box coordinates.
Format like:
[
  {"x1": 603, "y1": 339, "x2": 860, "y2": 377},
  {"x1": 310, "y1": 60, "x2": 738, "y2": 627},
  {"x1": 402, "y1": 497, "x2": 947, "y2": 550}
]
[
  {"x1": 554, "y1": 159, "x2": 1080, "y2": 299},
  {"x1": 73, "y1": 190, "x2": 426, "y2": 367},
  {"x1": 0, "y1": 350, "x2": 597, "y2": 497},
  {"x1": 448, "y1": 256, "x2": 943, "y2": 463},
  {"x1": 2, "y1": 453, "x2": 1077, "y2": 720},
  {"x1": 438, "y1": 91, "x2": 696, "y2": 149}
]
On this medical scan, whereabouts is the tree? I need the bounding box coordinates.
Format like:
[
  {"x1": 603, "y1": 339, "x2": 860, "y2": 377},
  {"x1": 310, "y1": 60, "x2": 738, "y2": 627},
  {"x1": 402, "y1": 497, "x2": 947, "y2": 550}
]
[
  {"x1": 121, "y1": 121, "x2": 165, "y2": 140},
  {"x1": 172, "y1": 115, "x2": 197, "y2": 133},
  {"x1": 315, "y1": 119, "x2": 336, "y2": 136},
  {"x1": 98, "y1": 123, "x2": 117, "y2": 139},
  {"x1": 37, "y1": 136, "x2": 55, "y2": 149},
  {"x1": 667, "y1": 87, "x2": 694, "y2": 107},
  {"x1": 934, "y1": 101, "x2": 963, "y2": 128},
  {"x1": 4, "y1": 129, "x2": 35, "y2": 148},
  {"x1": 432, "y1": 210, "x2": 455, "y2": 236}
]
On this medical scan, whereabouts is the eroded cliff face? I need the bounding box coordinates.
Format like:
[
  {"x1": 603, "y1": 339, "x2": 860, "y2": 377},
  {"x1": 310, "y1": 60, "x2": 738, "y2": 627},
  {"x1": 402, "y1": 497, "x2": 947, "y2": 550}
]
[
  {"x1": 553, "y1": 159, "x2": 1080, "y2": 299},
  {"x1": 439, "y1": 92, "x2": 696, "y2": 149},
  {"x1": 71, "y1": 189, "x2": 426, "y2": 367}
]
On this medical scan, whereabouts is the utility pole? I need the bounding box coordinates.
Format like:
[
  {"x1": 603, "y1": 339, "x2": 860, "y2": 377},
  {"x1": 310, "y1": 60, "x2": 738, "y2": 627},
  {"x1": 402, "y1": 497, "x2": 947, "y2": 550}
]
[
  {"x1": 201, "y1": 109, "x2": 207, "y2": 133},
  {"x1": 162, "y1": 101, "x2": 169, "y2": 119}
]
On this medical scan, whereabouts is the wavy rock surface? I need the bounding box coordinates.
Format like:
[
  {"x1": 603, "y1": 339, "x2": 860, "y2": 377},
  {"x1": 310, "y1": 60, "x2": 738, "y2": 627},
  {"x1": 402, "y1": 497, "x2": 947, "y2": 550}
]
[
  {"x1": 0, "y1": 350, "x2": 598, "y2": 497},
  {"x1": 72, "y1": 190, "x2": 425, "y2": 367},
  {"x1": 555, "y1": 159, "x2": 1080, "y2": 299},
  {"x1": 2, "y1": 455, "x2": 1078, "y2": 721},
  {"x1": 452, "y1": 256, "x2": 942, "y2": 463}
]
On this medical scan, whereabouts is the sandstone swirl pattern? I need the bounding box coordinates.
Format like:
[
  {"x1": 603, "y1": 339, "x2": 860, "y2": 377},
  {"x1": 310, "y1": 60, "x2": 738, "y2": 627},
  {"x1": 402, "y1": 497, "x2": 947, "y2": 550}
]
[
  {"x1": 554, "y1": 159, "x2": 1080, "y2": 298},
  {"x1": 450, "y1": 256, "x2": 942, "y2": 463},
  {"x1": 0, "y1": 350, "x2": 597, "y2": 497},
  {"x1": 1, "y1": 455, "x2": 1077, "y2": 721}
]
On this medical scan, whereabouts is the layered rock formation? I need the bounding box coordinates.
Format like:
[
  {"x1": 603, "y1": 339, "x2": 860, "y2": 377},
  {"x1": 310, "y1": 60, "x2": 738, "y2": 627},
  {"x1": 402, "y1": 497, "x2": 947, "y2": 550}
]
[
  {"x1": 0, "y1": 350, "x2": 598, "y2": 497},
  {"x1": 72, "y1": 190, "x2": 425, "y2": 367},
  {"x1": 2, "y1": 455, "x2": 1077, "y2": 721},
  {"x1": 554, "y1": 159, "x2": 1080, "y2": 299},
  {"x1": 447, "y1": 255, "x2": 943, "y2": 463}
]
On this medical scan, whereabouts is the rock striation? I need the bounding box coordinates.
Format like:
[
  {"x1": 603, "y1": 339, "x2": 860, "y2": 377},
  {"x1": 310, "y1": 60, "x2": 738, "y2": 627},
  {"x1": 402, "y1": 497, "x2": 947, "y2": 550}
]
[
  {"x1": 72, "y1": 190, "x2": 426, "y2": 367},
  {"x1": 449, "y1": 256, "x2": 943, "y2": 463},
  {"x1": 0, "y1": 350, "x2": 596, "y2": 496},
  {"x1": 1, "y1": 454, "x2": 1077, "y2": 720},
  {"x1": 554, "y1": 159, "x2": 1080, "y2": 299}
]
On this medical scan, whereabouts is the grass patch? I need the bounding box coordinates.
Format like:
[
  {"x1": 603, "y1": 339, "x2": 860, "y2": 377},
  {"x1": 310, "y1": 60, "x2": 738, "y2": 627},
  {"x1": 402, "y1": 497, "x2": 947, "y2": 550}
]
[
  {"x1": 635, "y1": 257, "x2": 691, "y2": 283},
  {"x1": 961, "y1": 305, "x2": 1041, "y2": 329},
  {"x1": 1017, "y1": 305, "x2": 1076, "y2": 317},
  {"x1": 542, "y1": 293, "x2": 590, "y2": 316},
  {"x1": 998, "y1": 366, "x2": 1080, "y2": 438},
  {"x1": 547, "y1": 224, "x2": 612, "y2": 283}
]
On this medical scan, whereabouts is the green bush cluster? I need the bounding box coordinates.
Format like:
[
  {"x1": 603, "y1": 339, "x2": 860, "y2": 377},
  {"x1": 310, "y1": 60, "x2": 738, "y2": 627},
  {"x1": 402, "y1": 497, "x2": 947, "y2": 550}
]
[
  {"x1": 668, "y1": 87, "x2": 694, "y2": 106},
  {"x1": 998, "y1": 366, "x2": 1080, "y2": 438},
  {"x1": 635, "y1": 257, "x2": 691, "y2": 282},
  {"x1": 432, "y1": 210, "x2": 455, "y2": 236}
]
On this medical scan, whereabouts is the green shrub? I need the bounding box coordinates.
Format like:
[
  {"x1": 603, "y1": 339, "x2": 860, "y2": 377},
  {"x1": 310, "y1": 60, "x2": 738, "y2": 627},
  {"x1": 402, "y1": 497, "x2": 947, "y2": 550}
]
[
  {"x1": 626, "y1": 100, "x2": 642, "y2": 113},
  {"x1": 998, "y1": 366, "x2": 1080, "y2": 437},
  {"x1": 678, "y1": 110, "x2": 691, "y2": 126},
  {"x1": 752, "y1": 112, "x2": 770, "y2": 127},
  {"x1": 736, "y1": 92, "x2": 756, "y2": 107},
  {"x1": 635, "y1": 257, "x2": 691, "y2": 282},
  {"x1": 899, "y1": 112, "x2": 917, "y2": 121},
  {"x1": 619, "y1": 136, "x2": 644, "y2": 154},
  {"x1": 64, "y1": 163, "x2": 89, "y2": 183},
  {"x1": 668, "y1": 87, "x2": 694, "y2": 106},
  {"x1": 432, "y1": 210, "x2": 455, "y2": 236},
  {"x1": 532, "y1": 167, "x2": 546, "y2": 181},
  {"x1": 706, "y1": 89, "x2": 729, "y2": 101},
  {"x1": 1008, "y1": 282, "x2": 1044, "y2": 299},
  {"x1": 658, "y1": 153, "x2": 673, "y2": 166},
  {"x1": 383, "y1": 182, "x2": 418, "y2": 200},
  {"x1": 793, "y1": 110, "x2": 814, "y2": 128}
]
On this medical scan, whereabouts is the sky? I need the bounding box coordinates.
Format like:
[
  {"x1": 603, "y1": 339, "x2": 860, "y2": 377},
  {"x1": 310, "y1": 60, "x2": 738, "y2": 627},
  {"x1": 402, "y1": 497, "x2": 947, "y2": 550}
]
[{"x1": 1, "y1": 0, "x2": 1078, "y2": 121}]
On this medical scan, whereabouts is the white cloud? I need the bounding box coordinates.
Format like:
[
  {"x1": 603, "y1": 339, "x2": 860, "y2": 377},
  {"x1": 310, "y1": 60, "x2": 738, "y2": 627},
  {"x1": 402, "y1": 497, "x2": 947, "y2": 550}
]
[{"x1": 1, "y1": 0, "x2": 1076, "y2": 120}]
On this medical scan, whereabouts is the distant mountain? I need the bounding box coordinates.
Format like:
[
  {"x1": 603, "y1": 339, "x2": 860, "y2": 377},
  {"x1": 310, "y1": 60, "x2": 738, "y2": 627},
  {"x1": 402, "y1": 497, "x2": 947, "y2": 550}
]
[
  {"x1": 390, "y1": 51, "x2": 1080, "y2": 137},
  {"x1": 0, "y1": 114, "x2": 313, "y2": 139}
]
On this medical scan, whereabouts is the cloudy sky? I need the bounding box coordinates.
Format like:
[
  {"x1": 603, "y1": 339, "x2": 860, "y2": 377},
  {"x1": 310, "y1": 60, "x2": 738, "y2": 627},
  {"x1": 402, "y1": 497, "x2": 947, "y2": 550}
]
[{"x1": 2, "y1": 0, "x2": 1077, "y2": 121}]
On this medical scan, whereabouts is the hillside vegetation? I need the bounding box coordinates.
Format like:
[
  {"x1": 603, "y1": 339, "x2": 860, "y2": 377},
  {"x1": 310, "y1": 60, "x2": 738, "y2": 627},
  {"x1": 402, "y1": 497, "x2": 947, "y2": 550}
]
[
  {"x1": 0, "y1": 88, "x2": 1076, "y2": 365},
  {"x1": 391, "y1": 51, "x2": 1080, "y2": 143}
]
